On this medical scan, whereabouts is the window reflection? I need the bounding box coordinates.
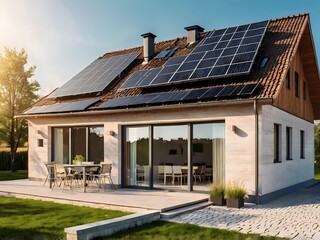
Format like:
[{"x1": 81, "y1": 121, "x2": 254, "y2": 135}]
[
  {"x1": 193, "y1": 123, "x2": 225, "y2": 191},
  {"x1": 153, "y1": 125, "x2": 188, "y2": 189},
  {"x1": 89, "y1": 127, "x2": 104, "y2": 164},
  {"x1": 125, "y1": 127, "x2": 149, "y2": 187}
]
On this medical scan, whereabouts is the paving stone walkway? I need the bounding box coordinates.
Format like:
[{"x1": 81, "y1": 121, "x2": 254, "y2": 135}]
[{"x1": 171, "y1": 183, "x2": 320, "y2": 239}]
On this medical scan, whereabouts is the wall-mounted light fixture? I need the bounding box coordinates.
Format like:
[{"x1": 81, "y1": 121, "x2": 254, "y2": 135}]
[
  {"x1": 36, "y1": 130, "x2": 42, "y2": 135},
  {"x1": 229, "y1": 125, "x2": 237, "y2": 132},
  {"x1": 107, "y1": 130, "x2": 116, "y2": 137}
]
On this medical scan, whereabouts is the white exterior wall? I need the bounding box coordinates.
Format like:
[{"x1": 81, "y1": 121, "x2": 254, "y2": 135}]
[
  {"x1": 27, "y1": 105, "x2": 257, "y2": 194},
  {"x1": 259, "y1": 105, "x2": 314, "y2": 195}
]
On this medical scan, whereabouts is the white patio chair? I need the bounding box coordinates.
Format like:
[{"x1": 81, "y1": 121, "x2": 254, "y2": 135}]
[
  {"x1": 92, "y1": 163, "x2": 115, "y2": 191},
  {"x1": 42, "y1": 161, "x2": 54, "y2": 186},
  {"x1": 158, "y1": 165, "x2": 164, "y2": 182},
  {"x1": 52, "y1": 164, "x2": 74, "y2": 191},
  {"x1": 172, "y1": 165, "x2": 183, "y2": 185},
  {"x1": 163, "y1": 165, "x2": 173, "y2": 185}
]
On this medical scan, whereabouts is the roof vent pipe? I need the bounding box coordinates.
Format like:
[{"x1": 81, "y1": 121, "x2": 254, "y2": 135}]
[
  {"x1": 184, "y1": 25, "x2": 204, "y2": 44},
  {"x1": 141, "y1": 32, "x2": 156, "y2": 62}
]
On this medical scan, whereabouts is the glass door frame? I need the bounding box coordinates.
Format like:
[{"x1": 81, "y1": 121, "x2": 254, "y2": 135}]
[{"x1": 121, "y1": 120, "x2": 225, "y2": 191}]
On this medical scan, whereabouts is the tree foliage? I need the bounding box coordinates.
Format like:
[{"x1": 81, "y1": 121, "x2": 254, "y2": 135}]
[
  {"x1": 315, "y1": 123, "x2": 320, "y2": 166},
  {"x1": 0, "y1": 47, "x2": 40, "y2": 171}
]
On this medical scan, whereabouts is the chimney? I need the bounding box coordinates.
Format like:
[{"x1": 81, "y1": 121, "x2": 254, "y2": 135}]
[
  {"x1": 184, "y1": 25, "x2": 204, "y2": 44},
  {"x1": 141, "y1": 32, "x2": 156, "y2": 62}
]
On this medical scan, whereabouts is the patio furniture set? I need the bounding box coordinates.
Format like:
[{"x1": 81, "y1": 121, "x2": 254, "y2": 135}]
[{"x1": 43, "y1": 162, "x2": 115, "y2": 192}]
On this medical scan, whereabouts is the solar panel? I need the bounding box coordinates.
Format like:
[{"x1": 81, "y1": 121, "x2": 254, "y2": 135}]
[
  {"x1": 119, "y1": 20, "x2": 268, "y2": 90},
  {"x1": 239, "y1": 83, "x2": 259, "y2": 95},
  {"x1": 216, "y1": 85, "x2": 242, "y2": 97},
  {"x1": 99, "y1": 84, "x2": 260, "y2": 109},
  {"x1": 49, "y1": 52, "x2": 140, "y2": 98},
  {"x1": 24, "y1": 98, "x2": 100, "y2": 115},
  {"x1": 138, "y1": 68, "x2": 162, "y2": 87}
]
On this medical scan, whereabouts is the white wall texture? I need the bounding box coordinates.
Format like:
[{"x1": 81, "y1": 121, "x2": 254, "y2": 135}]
[
  {"x1": 259, "y1": 105, "x2": 314, "y2": 195},
  {"x1": 27, "y1": 104, "x2": 314, "y2": 197}
]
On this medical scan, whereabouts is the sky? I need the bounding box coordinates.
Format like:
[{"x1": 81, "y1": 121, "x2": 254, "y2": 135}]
[{"x1": 0, "y1": 0, "x2": 320, "y2": 96}]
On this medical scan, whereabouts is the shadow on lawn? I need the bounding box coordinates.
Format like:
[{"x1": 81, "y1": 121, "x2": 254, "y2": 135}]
[
  {"x1": 0, "y1": 200, "x2": 67, "y2": 239},
  {"x1": 0, "y1": 227, "x2": 61, "y2": 240}
]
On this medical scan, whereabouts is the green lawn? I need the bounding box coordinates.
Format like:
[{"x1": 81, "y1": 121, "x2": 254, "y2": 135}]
[
  {"x1": 0, "y1": 170, "x2": 28, "y2": 181},
  {"x1": 101, "y1": 221, "x2": 285, "y2": 240},
  {"x1": 0, "y1": 197, "x2": 130, "y2": 239},
  {"x1": 315, "y1": 167, "x2": 320, "y2": 180}
]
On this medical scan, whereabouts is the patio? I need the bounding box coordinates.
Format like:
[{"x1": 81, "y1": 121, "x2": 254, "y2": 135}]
[{"x1": 0, "y1": 179, "x2": 208, "y2": 213}]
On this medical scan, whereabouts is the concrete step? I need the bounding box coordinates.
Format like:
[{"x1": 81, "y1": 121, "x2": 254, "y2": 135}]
[{"x1": 160, "y1": 201, "x2": 211, "y2": 220}]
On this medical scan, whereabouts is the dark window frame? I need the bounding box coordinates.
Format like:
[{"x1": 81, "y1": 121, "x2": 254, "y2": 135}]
[
  {"x1": 300, "y1": 130, "x2": 305, "y2": 159},
  {"x1": 295, "y1": 71, "x2": 299, "y2": 97},
  {"x1": 286, "y1": 127, "x2": 292, "y2": 160},
  {"x1": 274, "y1": 123, "x2": 281, "y2": 163},
  {"x1": 285, "y1": 69, "x2": 290, "y2": 89}
]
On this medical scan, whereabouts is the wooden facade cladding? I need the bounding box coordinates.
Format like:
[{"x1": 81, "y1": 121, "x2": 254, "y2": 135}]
[{"x1": 273, "y1": 50, "x2": 315, "y2": 122}]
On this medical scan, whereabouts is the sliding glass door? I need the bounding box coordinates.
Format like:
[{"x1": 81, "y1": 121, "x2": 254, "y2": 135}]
[
  {"x1": 192, "y1": 123, "x2": 225, "y2": 191},
  {"x1": 122, "y1": 122, "x2": 225, "y2": 191},
  {"x1": 124, "y1": 127, "x2": 150, "y2": 187},
  {"x1": 153, "y1": 125, "x2": 188, "y2": 190}
]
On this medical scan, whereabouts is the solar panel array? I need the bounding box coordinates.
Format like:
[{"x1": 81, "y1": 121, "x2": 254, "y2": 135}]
[
  {"x1": 49, "y1": 52, "x2": 140, "y2": 98},
  {"x1": 119, "y1": 20, "x2": 268, "y2": 90},
  {"x1": 24, "y1": 98, "x2": 100, "y2": 115},
  {"x1": 98, "y1": 83, "x2": 259, "y2": 109}
]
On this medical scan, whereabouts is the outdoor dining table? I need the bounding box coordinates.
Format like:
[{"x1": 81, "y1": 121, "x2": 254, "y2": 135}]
[
  {"x1": 47, "y1": 163, "x2": 100, "y2": 193},
  {"x1": 64, "y1": 164, "x2": 100, "y2": 192}
]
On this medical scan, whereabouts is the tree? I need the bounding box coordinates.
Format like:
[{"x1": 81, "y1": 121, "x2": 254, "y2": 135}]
[
  {"x1": 315, "y1": 123, "x2": 320, "y2": 166},
  {"x1": 0, "y1": 47, "x2": 40, "y2": 171}
]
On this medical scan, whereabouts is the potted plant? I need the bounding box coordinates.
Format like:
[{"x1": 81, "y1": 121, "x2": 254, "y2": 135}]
[
  {"x1": 209, "y1": 182, "x2": 226, "y2": 206},
  {"x1": 73, "y1": 155, "x2": 85, "y2": 165},
  {"x1": 224, "y1": 180, "x2": 248, "y2": 208}
]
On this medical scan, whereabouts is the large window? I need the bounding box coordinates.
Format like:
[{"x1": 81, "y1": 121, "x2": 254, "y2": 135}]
[
  {"x1": 286, "y1": 127, "x2": 292, "y2": 160},
  {"x1": 52, "y1": 126, "x2": 104, "y2": 164},
  {"x1": 274, "y1": 124, "x2": 281, "y2": 163},
  {"x1": 300, "y1": 130, "x2": 305, "y2": 159}
]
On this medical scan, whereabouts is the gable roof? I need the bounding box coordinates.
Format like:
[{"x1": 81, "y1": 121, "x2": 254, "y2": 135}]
[{"x1": 21, "y1": 13, "x2": 320, "y2": 119}]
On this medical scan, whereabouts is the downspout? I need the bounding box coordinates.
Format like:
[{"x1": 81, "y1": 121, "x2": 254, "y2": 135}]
[{"x1": 254, "y1": 99, "x2": 260, "y2": 204}]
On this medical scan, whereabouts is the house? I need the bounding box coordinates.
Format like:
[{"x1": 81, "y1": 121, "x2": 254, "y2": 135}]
[{"x1": 19, "y1": 14, "x2": 320, "y2": 203}]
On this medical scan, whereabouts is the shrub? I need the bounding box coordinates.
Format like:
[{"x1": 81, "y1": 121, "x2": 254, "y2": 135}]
[
  {"x1": 72, "y1": 154, "x2": 85, "y2": 164},
  {"x1": 224, "y1": 180, "x2": 248, "y2": 199},
  {"x1": 209, "y1": 182, "x2": 225, "y2": 197}
]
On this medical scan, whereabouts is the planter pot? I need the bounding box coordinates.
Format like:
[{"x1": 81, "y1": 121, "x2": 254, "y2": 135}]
[
  {"x1": 226, "y1": 198, "x2": 244, "y2": 208},
  {"x1": 209, "y1": 196, "x2": 226, "y2": 206}
]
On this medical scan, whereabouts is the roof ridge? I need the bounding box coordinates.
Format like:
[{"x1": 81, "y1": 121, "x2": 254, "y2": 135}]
[
  {"x1": 270, "y1": 13, "x2": 309, "y2": 22},
  {"x1": 101, "y1": 14, "x2": 309, "y2": 59}
]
